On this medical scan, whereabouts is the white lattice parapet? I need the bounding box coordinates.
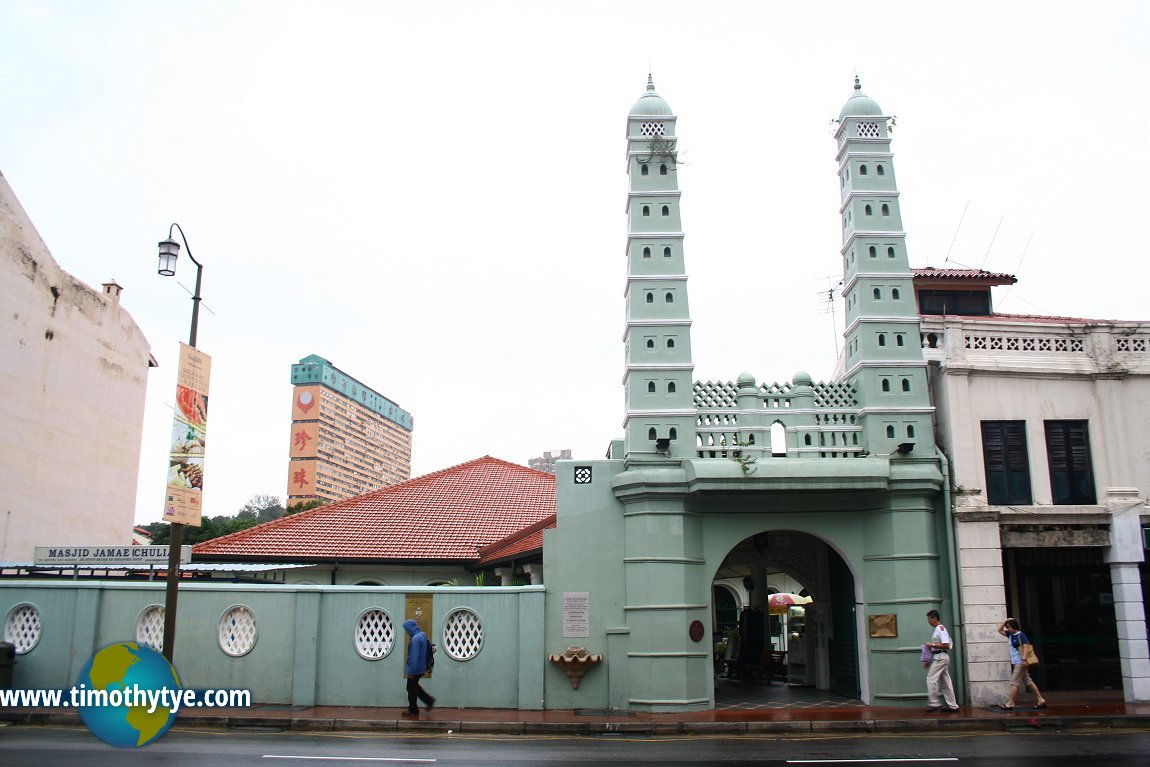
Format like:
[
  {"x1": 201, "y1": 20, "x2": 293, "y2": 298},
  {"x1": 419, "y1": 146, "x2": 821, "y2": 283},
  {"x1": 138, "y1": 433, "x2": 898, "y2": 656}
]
[{"x1": 548, "y1": 645, "x2": 603, "y2": 689}]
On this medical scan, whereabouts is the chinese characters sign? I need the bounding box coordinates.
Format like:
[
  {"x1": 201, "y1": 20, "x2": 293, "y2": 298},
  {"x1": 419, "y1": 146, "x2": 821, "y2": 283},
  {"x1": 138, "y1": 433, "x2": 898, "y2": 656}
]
[{"x1": 164, "y1": 343, "x2": 210, "y2": 526}]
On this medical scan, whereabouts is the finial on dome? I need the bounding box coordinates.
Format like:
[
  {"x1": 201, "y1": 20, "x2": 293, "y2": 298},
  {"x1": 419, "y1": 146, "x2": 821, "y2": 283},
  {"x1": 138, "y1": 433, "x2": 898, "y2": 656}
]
[
  {"x1": 647, "y1": 73, "x2": 655, "y2": 92},
  {"x1": 854, "y1": 75, "x2": 861, "y2": 91}
]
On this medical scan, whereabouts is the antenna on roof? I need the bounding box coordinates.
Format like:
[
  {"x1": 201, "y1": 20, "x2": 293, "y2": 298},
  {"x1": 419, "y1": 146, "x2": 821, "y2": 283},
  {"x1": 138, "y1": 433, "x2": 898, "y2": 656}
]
[
  {"x1": 942, "y1": 201, "x2": 970, "y2": 267},
  {"x1": 816, "y1": 277, "x2": 844, "y2": 360},
  {"x1": 995, "y1": 232, "x2": 1033, "y2": 310},
  {"x1": 978, "y1": 215, "x2": 1004, "y2": 271}
]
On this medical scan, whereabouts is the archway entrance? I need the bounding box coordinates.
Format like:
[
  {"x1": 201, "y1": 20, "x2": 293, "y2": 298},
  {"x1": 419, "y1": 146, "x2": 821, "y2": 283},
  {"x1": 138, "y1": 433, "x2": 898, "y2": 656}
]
[{"x1": 711, "y1": 529, "x2": 861, "y2": 708}]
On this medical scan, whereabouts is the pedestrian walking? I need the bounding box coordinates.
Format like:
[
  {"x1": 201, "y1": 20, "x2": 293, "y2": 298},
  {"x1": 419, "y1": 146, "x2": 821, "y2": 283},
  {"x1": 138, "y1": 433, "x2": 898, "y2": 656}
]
[
  {"x1": 924, "y1": 609, "x2": 959, "y2": 712},
  {"x1": 997, "y1": 617, "x2": 1047, "y2": 710},
  {"x1": 401, "y1": 619, "x2": 436, "y2": 717}
]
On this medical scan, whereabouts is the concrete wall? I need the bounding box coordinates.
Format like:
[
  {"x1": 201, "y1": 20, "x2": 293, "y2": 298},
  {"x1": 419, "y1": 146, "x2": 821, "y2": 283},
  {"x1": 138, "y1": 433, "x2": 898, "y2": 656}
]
[
  {"x1": 0, "y1": 170, "x2": 152, "y2": 561},
  {"x1": 0, "y1": 582, "x2": 545, "y2": 709}
]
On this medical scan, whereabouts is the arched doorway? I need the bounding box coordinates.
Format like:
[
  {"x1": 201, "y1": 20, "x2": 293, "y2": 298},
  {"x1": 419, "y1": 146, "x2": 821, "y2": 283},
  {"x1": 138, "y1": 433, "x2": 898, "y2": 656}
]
[{"x1": 712, "y1": 529, "x2": 861, "y2": 705}]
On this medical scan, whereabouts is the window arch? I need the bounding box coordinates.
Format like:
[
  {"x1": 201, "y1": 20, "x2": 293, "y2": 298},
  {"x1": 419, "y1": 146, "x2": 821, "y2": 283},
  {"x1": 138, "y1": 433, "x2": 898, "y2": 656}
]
[
  {"x1": 886, "y1": 425, "x2": 895, "y2": 438},
  {"x1": 896, "y1": 333, "x2": 905, "y2": 347},
  {"x1": 647, "y1": 381, "x2": 656, "y2": 393},
  {"x1": 892, "y1": 288, "x2": 901, "y2": 300},
  {"x1": 881, "y1": 379, "x2": 891, "y2": 392},
  {"x1": 665, "y1": 292, "x2": 674, "y2": 303},
  {"x1": 660, "y1": 164, "x2": 668, "y2": 175},
  {"x1": 868, "y1": 245, "x2": 877, "y2": 258},
  {"x1": 669, "y1": 427, "x2": 678, "y2": 440},
  {"x1": 873, "y1": 287, "x2": 881, "y2": 299},
  {"x1": 642, "y1": 246, "x2": 651, "y2": 258},
  {"x1": 864, "y1": 204, "x2": 873, "y2": 216},
  {"x1": 642, "y1": 205, "x2": 650, "y2": 216},
  {"x1": 663, "y1": 246, "x2": 671, "y2": 257},
  {"x1": 641, "y1": 164, "x2": 649, "y2": 176},
  {"x1": 648, "y1": 427, "x2": 657, "y2": 440},
  {"x1": 878, "y1": 333, "x2": 886, "y2": 347},
  {"x1": 859, "y1": 164, "x2": 868, "y2": 175},
  {"x1": 887, "y1": 246, "x2": 896, "y2": 258},
  {"x1": 907, "y1": 424, "x2": 916, "y2": 438},
  {"x1": 770, "y1": 422, "x2": 787, "y2": 456},
  {"x1": 881, "y1": 203, "x2": 890, "y2": 216},
  {"x1": 666, "y1": 338, "x2": 675, "y2": 348},
  {"x1": 661, "y1": 205, "x2": 670, "y2": 216},
  {"x1": 667, "y1": 382, "x2": 676, "y2": 393},
  {"x1": 646, "y1": 292, "x2": 654, "y2": 303},
  {"x1": 901, "y1": 378, "x2": 911, "y2": 392},
  {"x1": 646, "y1": 339, "x2": 655, "y2": 348},
  {"x1": 877, "y1": 164, "x2": 885, "y2": 176}
]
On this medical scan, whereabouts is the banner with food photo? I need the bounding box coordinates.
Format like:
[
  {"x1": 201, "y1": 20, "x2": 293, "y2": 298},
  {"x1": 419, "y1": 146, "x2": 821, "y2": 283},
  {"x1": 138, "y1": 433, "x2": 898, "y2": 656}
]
[{"x1": 164, "y1": 343, "x2": 211, "y2": 526}]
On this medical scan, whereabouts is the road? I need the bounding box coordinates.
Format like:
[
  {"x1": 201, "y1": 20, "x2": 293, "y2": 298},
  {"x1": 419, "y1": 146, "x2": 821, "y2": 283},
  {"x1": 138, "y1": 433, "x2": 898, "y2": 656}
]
[{"x1": 2, "y1": 725, "x2": 1150, "y2": 766}]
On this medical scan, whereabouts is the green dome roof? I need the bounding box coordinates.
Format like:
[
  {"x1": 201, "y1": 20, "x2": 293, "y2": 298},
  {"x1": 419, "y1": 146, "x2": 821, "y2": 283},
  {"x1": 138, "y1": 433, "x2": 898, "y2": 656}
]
[
  {"x1": 838, "y1": 76, "x2": 883, "y2": 120},
  {"x1": 630, "y1": 75, "x2": 673, "y2": 116}
]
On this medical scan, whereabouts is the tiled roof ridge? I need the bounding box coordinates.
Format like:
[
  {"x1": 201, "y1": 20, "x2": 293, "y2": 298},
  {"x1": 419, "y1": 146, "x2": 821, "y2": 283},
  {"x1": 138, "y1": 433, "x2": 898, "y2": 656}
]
[
  {"x1": 476, "y1": 513, "x2": 558, "y2": 559},
  {"x1": 928, "y1": 311, "x2": 1141, "y2": 325},
  {"x1": 912, "y1": 266, "x2": 1017, "y2": 282}
]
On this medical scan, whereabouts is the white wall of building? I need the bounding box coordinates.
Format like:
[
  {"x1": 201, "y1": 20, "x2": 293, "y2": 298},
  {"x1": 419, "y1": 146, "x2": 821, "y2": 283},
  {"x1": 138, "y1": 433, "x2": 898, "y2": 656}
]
[{"x1": 0, "y1": 170, "x2": 153, "y2": 561}]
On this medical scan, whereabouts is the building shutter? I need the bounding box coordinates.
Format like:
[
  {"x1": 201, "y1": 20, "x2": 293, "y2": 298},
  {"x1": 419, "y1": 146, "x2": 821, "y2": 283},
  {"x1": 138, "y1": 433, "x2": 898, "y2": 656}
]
[
  {"x1": 982, "y1": 421, "x2": 1032, "y2": 505},
  {"x1": 1045, "y1": 420, "x2": 1097, "y2": 505}
]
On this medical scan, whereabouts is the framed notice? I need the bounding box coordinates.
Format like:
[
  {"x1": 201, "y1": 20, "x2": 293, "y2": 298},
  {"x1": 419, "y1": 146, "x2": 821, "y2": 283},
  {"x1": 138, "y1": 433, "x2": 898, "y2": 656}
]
[{"x1": 562, "y1": 592, "x2": 589, "y2": 638}]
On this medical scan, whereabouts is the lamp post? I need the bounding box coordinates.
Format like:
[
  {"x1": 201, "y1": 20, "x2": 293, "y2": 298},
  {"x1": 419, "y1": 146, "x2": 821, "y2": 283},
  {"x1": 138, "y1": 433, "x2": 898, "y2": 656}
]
[{"x1": 157, "y1": 222, "x2": 203, "y2": 664}]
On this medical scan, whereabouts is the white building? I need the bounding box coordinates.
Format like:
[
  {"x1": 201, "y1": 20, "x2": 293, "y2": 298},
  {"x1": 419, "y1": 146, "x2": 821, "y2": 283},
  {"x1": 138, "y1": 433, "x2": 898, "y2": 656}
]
[
  {"x1": 0, "y1": 170, "x2": 154, "y2": 561},
  {"x1": 917, "y1": 267, "x2": 1150, "y2": 704}
]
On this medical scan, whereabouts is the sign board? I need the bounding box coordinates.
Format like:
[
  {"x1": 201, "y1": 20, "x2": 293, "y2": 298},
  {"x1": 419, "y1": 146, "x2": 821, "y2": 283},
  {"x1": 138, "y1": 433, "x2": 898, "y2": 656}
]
[
  {"x1": 34, "y1": 546, "x2": 191, "y2": 566},
  {"x1": 562, "y1": 592, "x2": 590, "y2": 638},
  {"x1": 164, "y1": 343, "x2": 210, "y2": 526}
]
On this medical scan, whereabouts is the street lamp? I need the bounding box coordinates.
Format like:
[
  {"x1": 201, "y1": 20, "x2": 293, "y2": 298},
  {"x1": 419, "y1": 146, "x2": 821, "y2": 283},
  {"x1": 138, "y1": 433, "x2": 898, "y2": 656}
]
[{"x1": 156, "y1": 222, "x2": 204, "y2": 663}]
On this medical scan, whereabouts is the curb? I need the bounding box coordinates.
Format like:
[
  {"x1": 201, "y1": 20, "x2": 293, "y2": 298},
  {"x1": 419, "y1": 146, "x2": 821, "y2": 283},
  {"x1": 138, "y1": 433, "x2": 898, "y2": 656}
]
[{"x1": 3, "y1": 711, "x2": 1150, "y2": 736}]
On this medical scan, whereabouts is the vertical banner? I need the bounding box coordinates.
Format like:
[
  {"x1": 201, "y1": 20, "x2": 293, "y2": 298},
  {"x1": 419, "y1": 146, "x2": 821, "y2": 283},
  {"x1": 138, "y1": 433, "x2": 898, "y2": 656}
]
[{"x1": 163, "y1": 343, "x2": 211, "y2": 527}]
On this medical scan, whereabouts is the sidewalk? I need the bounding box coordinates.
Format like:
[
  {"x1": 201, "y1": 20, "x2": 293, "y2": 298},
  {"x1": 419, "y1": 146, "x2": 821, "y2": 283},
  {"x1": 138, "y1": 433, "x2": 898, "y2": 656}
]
[{"x1": 5, "y1": 694, "x2": 1150, "y2": 736}]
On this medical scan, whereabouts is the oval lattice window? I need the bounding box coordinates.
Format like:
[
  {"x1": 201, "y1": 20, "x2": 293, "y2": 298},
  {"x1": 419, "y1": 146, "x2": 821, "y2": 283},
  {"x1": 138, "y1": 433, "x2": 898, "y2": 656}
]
[
  {"x1": 441, "y1": 608, "x2": 484, "y2": 661},
  {"x1": 3, "y1": 603, "x2": 42, "y2": 654},
  {"x1": 354, "y1": 608, "x2": 395, "y2": 660},
  {"x1": 218, "y1": 605, "x2": 257, "y2": 657},
  {"x1": 136, "y1": 605, "x2": 165, "y2": 652}
]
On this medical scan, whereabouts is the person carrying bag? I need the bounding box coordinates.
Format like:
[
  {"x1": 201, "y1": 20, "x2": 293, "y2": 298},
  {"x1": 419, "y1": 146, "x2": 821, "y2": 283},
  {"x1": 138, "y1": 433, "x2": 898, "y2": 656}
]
[{"x1": 997, "y1": 617, "x2": 1047, "y2": 710}]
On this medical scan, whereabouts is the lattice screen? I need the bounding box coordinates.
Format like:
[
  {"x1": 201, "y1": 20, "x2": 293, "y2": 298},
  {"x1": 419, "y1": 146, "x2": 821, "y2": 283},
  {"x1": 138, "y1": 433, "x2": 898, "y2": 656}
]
[
  {"x1": 640, "y1": 122, "x2": 665, "y2": 137},
  {"x1": 354, "y1": 608, "x2": 395, "y2": 660},
  {"x1": 218, "y1": 605, "x2": 257, "y2": 657},
  {"x1": 442, "y1": 608, "x2": 484, "y2": 661},
  {"x1": 857, "y1": 122, "x2": 880, "y2": 138},
  {"x1": 136, "y1": 605, "x2": 165, "y2": 652},
  {"x1": 3, "y1": 603, "x2": 41, "y2": 654}
]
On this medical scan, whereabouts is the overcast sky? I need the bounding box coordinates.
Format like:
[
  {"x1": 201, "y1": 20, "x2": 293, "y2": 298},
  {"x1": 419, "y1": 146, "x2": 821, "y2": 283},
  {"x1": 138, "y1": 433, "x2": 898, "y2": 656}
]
[{"x1": 2, "y1": 1, "x2": 1147, "y2": 525}]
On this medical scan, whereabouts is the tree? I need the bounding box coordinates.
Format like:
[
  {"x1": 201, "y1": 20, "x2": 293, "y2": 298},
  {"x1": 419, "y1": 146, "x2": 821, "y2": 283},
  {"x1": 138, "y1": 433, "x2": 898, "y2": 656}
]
[{"x1": 238, "y1": 494, "x2": 285, "y2": 522}]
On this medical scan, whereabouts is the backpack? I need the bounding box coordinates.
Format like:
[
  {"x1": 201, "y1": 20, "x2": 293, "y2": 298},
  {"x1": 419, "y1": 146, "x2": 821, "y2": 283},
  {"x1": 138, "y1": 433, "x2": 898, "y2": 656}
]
[{"x1": 427, "y1": 642, "x2": 436, "y2": 671}]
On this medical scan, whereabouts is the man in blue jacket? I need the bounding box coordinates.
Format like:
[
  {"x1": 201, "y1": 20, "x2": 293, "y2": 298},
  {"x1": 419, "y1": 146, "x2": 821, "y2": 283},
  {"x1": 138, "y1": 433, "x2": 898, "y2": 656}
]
[{"x1": 402, "y1": 619, "x2": 436, "y2": 716}]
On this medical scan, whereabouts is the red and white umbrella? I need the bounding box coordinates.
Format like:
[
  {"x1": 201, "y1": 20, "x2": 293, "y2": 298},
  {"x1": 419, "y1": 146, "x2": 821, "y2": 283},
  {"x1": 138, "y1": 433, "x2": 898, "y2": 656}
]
[{"x1": 768, "y1": 593, "x2": 812, "y2": 614}]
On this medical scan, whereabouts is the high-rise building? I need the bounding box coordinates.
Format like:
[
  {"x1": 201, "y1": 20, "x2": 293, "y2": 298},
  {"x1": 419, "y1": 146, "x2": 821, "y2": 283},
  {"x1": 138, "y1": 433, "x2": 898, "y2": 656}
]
[
  {"x1": 527, "y1": 449, "x2": 571, "y2": 475},
  {"x1": 287, "y1": 355, "x2": 413, "y2": 506}
]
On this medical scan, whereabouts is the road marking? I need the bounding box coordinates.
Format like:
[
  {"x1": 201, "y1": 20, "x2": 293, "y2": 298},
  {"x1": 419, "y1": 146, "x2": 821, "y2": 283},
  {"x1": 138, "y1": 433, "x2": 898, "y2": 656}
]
[
  {"x1": 263, "y1": 757, "x2": 436, "y2": 763},
  {"x1": 787, "y1": 761, "x2": 959, "y2": 765}
]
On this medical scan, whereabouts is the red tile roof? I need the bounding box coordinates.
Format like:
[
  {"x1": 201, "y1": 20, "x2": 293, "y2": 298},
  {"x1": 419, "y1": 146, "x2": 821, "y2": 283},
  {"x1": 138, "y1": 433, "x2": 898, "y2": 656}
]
[
  {"x1": 912, "y1": 267, "x2": 1017, "y2": 284},
  {"x1": 476, "y1": 514, "x2": 556, "y2": 565},
  {"x1": 194, "y1": 456, "x2": 556, "y2": 562}
]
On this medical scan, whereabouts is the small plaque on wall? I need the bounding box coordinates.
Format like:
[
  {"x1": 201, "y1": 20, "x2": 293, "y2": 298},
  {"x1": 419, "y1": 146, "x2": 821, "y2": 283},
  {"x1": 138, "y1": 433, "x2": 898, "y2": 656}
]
[{"x1": 869, "y1": 614, "x2": 897, "y2": 638}]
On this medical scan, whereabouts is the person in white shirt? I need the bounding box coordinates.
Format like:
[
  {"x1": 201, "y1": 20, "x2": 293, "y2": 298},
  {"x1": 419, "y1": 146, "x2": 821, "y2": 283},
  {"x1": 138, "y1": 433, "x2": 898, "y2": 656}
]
[{"x1": 925, "y1": 609, "x2": 960, "y2": 712}]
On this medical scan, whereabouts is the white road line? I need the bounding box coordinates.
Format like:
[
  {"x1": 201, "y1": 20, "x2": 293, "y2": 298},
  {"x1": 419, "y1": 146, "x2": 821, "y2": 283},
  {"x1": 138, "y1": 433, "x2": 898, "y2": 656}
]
[
  {"x1": 262, "y1": 757, "x2": 436, "y2": 763},
  {"x1": 787, "y1": 760, "x2": 959, "y2": 765}
]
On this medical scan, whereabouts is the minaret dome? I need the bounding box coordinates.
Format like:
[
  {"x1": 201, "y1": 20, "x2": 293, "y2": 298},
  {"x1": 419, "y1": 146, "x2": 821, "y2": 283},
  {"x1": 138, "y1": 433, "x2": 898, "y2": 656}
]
[
  {"x1": 630, "y1": 74, "x2": 673, "y2": 116},
  {"x1": 838, "y1": 76, "x2": 883, "y2": 120}
]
